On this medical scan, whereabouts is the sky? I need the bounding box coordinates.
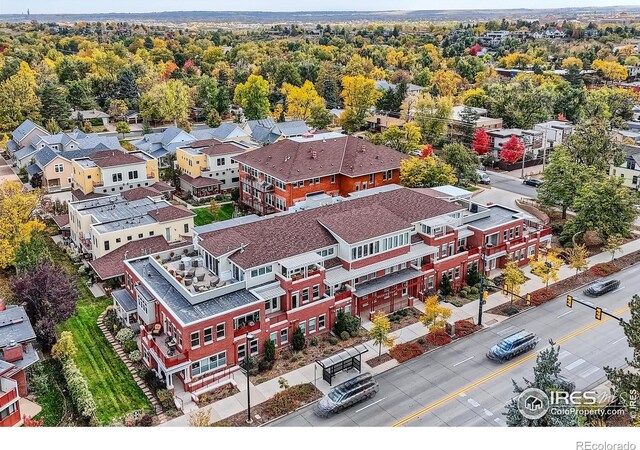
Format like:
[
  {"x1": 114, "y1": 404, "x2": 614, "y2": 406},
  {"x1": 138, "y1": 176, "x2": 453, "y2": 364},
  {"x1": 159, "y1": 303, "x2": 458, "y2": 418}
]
[{"x1": 1, "y1": 0, "x2": 640, "y2": 15}]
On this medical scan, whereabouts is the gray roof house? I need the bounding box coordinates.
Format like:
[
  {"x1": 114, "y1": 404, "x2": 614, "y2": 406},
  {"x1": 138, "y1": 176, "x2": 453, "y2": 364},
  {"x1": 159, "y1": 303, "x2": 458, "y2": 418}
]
[
  {"x1": 242, "y1": 117, "x2": 310, "y2": 145},
  {"x1": 7, "y1": 119, "x2": 50, "y2": 157},
  {"x1": 0, "y1": 304, "x2": 40, "y2": 398},
  {"x1": 132, "y1": 126, "x2": 196, "y2": 161}
]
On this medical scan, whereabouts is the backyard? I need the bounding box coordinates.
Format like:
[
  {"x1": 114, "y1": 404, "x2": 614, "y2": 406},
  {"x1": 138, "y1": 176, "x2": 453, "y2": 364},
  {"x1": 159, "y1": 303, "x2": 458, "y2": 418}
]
[
  {"x1": 49, "y1": 240, "x2": 151, "y2": 424},
  {"x1": 193, "y1": 203, "x2": 235, "y2": 226}
]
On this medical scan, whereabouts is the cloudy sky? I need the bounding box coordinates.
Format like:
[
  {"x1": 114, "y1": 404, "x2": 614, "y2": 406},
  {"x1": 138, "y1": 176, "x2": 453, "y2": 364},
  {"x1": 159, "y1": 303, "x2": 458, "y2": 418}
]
[{"x1": 1, "y1": 1, "x2": 639, "y2": 14}]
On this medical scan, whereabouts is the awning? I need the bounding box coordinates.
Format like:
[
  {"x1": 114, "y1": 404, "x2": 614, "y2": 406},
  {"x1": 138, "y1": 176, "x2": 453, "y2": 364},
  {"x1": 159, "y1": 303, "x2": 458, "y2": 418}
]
[
  {"x1": 351, "y1": 267, "x2": 423, "y2": 297},
  {"x1": 112, "y1": 289, "x2": 136, "y2": 313},
  {"x1": 457, "y1": 228, "x2": 475, "y2": 239},
  {"x1": 252, "y1": 282, "x2": 286, "y2": 300},
  {"x1": 324, "y1": 242, "x2": 437, "y2": 286},
  {"x1": 317, "y1": 344, "x2": 368, "y2": 370},
  {"x1": 278, "y1": 252, "x2": 323, "y2": 269},
  {"x1": 485, "y1": 250, "x2": 507, "y2": 260}
]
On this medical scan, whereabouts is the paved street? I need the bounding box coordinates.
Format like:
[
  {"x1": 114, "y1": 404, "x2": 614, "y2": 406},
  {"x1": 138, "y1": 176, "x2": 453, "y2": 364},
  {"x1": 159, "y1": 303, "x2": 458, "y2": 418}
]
[
  {"x1": 485, "y1": 170, "x2": 539, "y2": 199},
  {"x1": 270, "y1": 266, "x2": 636, "y2": 427}
]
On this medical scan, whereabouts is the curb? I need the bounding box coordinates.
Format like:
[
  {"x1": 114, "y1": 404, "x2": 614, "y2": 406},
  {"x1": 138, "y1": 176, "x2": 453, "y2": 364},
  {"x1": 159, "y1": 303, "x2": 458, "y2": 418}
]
[{"x1": 96, "y1": 310, "x2": 168, "y2": 424}]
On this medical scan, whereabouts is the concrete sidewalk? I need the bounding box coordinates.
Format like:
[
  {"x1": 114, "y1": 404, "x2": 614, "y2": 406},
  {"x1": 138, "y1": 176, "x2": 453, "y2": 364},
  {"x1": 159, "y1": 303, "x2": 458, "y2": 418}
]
[{"x1": 161, "y1": 235, "x2": 640, "y2": 427}]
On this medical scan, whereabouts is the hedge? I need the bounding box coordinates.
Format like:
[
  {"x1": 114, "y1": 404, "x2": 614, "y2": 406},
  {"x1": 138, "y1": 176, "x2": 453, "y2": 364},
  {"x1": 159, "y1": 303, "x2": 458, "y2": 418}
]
[
  {"x1": 589, "y1": 262, "x2": 620, "y2": 277},
  {"x1": 61, "y1": 358, "x2": 98, "y2": 425},
  {"x1": 426, "y1": 330, "x2": 452, "y2": 346},
  {"x1": 530, "y1": 288, "x2": 559, "y2": 306},
  {"x1": 390, "y1": 343, "x2": 423, "y2": 363}
]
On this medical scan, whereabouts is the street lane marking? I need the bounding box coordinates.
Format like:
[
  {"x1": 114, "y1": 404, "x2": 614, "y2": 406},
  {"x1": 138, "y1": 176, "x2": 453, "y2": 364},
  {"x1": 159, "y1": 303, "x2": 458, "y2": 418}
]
[
  {"x1": 585, "y1": 301, "x2": 594, "y2": 306},
  {"x1": 484, "y1": 409, "x2": 494, "y2": 416},
  {"x1": 579, "y1": 366, "x2": 600, "y2": 379},
  {"x1": 558, "y1": 350, "x2": 571, "y2": 359},
  {"x1": 452, "y1": 356, "x2": 474, "y2": 367},
  {"x1": 467, "y1": 398, "x2": 480, "y2": 407},
  {"x1": 355, "y1": 397, "x2": 387, "y2": 413},
  {"x1": 391, "y1": 305, "x2": 630, "y2": 427},
  {"x1": 611, "y1": 336, "x2": 627, "y2": 345},
  {"x1": 565, "y1": 358, "x2": 586, "y2": 371},
  {"x1": 556, "y1": 310, "x2": 573, "y2": 319},
  {"x1": 496, "y1": 326, "x2": 516, "y2": 336}
]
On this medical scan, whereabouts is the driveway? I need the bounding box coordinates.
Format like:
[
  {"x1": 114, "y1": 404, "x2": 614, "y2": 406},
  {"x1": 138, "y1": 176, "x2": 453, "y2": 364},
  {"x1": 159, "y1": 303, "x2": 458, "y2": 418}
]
[{"x1": 0, "y1": 155, "x2": 20, "y2": 184}]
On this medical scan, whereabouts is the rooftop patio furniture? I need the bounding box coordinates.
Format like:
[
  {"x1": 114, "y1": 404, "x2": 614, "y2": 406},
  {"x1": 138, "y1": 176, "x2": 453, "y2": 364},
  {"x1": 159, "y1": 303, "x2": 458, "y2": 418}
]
[
  {"x1": 178, "y1": 262, "x2": 185, "y2": 271},
  {"x1": 185, "y1": 278, "x2": 193, "y2": 287},
  {"x1": 196, "y1": 272, "x2": 205, "y2": 282},
  {"x1": 152, "y1": 323, "x2": 162, "y2": 336}
]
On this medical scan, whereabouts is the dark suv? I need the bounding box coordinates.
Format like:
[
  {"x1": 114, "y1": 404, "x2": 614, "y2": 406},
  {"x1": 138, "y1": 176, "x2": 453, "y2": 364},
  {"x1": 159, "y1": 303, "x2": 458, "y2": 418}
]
[
  {"x1": 583, "y1": 279, "x2": 620, "y2": 297},
  {"x1": 487, "y1": 330, "x2": 540, "y2": 363},
  {"x1": 314, "y1": 373, "x2": 379, "y2": 417}
]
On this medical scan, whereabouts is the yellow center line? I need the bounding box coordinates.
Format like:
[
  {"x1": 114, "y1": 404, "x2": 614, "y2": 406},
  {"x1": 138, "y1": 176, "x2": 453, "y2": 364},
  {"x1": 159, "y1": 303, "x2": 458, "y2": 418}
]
[{"x1": 391, "y1": 306, "x2": 630, "y2": 427}]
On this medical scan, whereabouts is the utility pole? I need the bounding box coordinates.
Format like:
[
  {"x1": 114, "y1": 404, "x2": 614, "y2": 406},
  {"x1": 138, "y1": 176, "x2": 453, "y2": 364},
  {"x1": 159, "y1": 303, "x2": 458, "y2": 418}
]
[{"x1": 477, "y1": 243, "x2": 493, "y2": 326}]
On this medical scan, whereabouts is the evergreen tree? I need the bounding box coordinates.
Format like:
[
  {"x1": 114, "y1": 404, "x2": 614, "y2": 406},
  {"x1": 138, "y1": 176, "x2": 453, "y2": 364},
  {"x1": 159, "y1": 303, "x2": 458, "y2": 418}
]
[
  {"x1": 505, "y1": 341, "x2": 579, "y2": 427},
  {"x1": 466, "y1": 264, "x2": 480, "y2": 286},
  {"x1": 458, "y1": 105, "x2": 479, "y2": 144},
  {"x1": 40, "y1": 82, "x2": 71, "y2": 130},
  {"x1": 116, "y1": 68, "x2": 139, "y2": 104},
  {"x1": 292, "y1": 327, "x2": 305, "y2": 351},
  {"x1": 439, "y1": 273, "x2": 452, "y2": 296}
]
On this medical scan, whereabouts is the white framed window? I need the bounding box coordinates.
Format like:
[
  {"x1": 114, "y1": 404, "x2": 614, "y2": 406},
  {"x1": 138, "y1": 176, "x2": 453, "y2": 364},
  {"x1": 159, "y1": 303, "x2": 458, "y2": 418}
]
[
  {"x1": 250, "y1": 265, "x2": 273, "y2": 278},
  {"x1": 428, "y1": 276, "x2": 434, "y2": 289},
  {"x1": 309, "y1": 318, "x2": 316, "y2": 334},
  {"x1": 237, "y1": 343, "x2": 246, "y2": 361},
  {"x1": 249, "y1": 338, "x2": 258, "y2": 355},
  {"x1": 299, "y1": 321, "x2": 306, "y2": 335},
  {"x1": 191, "y1": 351, "x2": 226, "y2": 377},
  {"x1": 264, "y1": 297, "x2": 280, "y2": 314},
  {"x1": 216, "y1": 323, "x2": 225, "y2": 339},
  {"x1": 312, "y1": 284, "x2": 320, "y2": 299},
  {"x1": 280, "y1": 328, "x2": 288, "y2": 344},
  {"x1": 270, "y1": 332, "x2": 278, "y2": 346},
  {"x1": 190, "y1": 331, "x2": 200, "y2": 349},
  {"x1": 318, "y1": 314, "x2": 326, "y2": 329},
  {"x1": 528, "y1": 245, "x2": 536, "y2": 257},
  {"x1": 203, "y1": 327, "x2": 213, "y2": 344},
  {"x1": 302, "y1": 288, "x2": 309, "y2": 304},
  {"x1": 54, "y1": 163, "x2": 64, "y2": 173}
]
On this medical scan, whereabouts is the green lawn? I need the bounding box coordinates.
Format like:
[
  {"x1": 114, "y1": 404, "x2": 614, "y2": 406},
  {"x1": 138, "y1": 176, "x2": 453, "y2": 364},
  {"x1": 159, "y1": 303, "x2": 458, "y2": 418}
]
[
  {"x1": 50, "y1": 242, "x2": 151, "y2": 424},
  {"x1": 193, "y1": 203, "x2": 235, "y2": 226},
  {"x1": 30, "y1": 359, "x2": 70, "y2": 426}
]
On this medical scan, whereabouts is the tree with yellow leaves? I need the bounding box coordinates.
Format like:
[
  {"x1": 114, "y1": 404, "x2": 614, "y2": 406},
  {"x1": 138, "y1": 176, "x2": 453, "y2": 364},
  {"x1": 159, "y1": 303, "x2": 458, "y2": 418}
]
[
  {"x1": 604, "y1": 234, "x2": 625, "y2": 261},
  {"x1": 0, "y1": 181, "x2": 45, "y2": 269},
  {"x1": 340, "y1": 75, "x2": 381, "y2": 131},
  {"x1": 566, "y1": 244, "x2": 589, "y2": 276},
  {"x1": 502, "y1": 261, "x2": 526, "y2": 302},
  {"x1": 561, "y1": 57, "x2": 584, "y2": 71},
  {"x1": 369, "y1": 312, "x2": 395, "y2": 358},
  {"x1": 500, "y1": 52, "x2": 539, "y2": 70},
  {"x1": 420, "y1": 295, "x2": 452, "y2": 333},
  {"x1": 529, "y1": 250, "x2": 563, "y2": 291},
  {"x1": 432, "y1": 69, "x2": 462, "y2": 97},
  {"x1": 0, "y1": 61, "x2": 41, "y2": 132},
  {"x1": 282, "y1": 80, "x2": 326, "y2": 121},
  {"x1": 592, "y1": 59, "x2": 628, "y2": 83},
  {"x1": 400, "y1": 156, "x2": 457, "y2": 188}
]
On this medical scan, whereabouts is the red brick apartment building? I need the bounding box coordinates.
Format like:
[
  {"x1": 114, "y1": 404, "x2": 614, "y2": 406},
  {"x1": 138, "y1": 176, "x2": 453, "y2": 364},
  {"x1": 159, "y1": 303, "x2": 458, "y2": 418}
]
[
  {"x1": 0, "y1": 301, "x2": 39, "y2": 427},
  {"x1": 233, "y1": 132, "x2": 408, "y2": 214},
  {"x1": 114, "y1": 186, "x2": 550, "y2": 401}
]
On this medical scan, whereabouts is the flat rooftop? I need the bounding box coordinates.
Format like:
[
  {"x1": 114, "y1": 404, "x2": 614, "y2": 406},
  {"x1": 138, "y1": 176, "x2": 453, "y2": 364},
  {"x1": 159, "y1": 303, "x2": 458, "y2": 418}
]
[
  {"x1": 466, "y1": 205, "x2": 523, "y2": 231},
  {"x1": 73, "y1": 195, "x2": 174, "y2": 232},
  {"x1": 128, "y1": 258, "x2": 260, "y2": 324}
]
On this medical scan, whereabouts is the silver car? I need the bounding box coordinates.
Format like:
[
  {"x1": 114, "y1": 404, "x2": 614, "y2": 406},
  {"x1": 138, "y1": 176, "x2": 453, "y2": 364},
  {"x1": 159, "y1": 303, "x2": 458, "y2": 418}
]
[{"x1": 314, "y1": 372, "x2": 379, "y2": 417}]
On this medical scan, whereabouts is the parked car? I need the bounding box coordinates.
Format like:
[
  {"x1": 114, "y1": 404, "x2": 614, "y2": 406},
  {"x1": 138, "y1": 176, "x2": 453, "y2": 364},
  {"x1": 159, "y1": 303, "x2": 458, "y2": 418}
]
[
  {"x1": 476, "y1": 170, "x2": 491, "y2": 184},
  {"x1": 314, "y1": 372, "x2": 379, "y2": 417},
  {"x1": 583, "y1": 279, "x2": 620, "y2": 297},
  {"x1": 487, "y1": 330, "x2": 540, "y2": 363},
  {"x1": 523, "y1": 178, "x2": 543, "y2": 187}
]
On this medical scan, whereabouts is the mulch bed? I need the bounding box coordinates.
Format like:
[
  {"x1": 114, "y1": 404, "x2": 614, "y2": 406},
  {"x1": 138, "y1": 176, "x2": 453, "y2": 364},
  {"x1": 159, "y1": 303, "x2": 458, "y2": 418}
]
[
  {"x1": 387, "y1": 307, "x2": 422, "y2": 333},
  {"x1": 195, "y1": 384, "x2": 240, "y2": 407},
  {"x1": 212, "y1": 383, "x2": 322, "y2": 427},
  {"x1": 366, "y1": 353, "x2": 393, "y2": 368}
]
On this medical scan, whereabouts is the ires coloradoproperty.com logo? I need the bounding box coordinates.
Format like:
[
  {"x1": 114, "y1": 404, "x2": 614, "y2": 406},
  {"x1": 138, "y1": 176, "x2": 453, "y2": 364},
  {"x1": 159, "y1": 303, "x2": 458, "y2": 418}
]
[{"x1": 516, "y1": 387, "x2": 638, "y2": 420}]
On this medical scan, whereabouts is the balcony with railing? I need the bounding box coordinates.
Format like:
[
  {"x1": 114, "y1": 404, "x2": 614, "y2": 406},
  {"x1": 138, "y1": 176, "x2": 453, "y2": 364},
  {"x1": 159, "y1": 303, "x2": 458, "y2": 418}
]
[
  {"x1": 142, "y1": 327, "x2": 189, "y2": 369},
  {"x1": 0, "y1": 378, "x2": 18, "y2": 410},
  {"x1": 233, "y1": 320, "x2": 261, "y2": 338}
]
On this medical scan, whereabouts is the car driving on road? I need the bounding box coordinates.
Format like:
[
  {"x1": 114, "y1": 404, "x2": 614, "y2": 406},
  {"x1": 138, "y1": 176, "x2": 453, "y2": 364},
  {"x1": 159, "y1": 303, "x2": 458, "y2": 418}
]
[
  {"x1": 487, "y1": 330, "x2": 540, "y2": 363},
  {"x1": 522, "y1": 178, "x2": 543, "y2": 187},
  {"x1": 583, "y1": 279, "x2": 620, "y2": 297},
  {"x1": 314, "y1": 372, "x2": 379, "y2": 417},
  {"x1": 476, "y1": 170, "x2": 491, "y2": 184}
]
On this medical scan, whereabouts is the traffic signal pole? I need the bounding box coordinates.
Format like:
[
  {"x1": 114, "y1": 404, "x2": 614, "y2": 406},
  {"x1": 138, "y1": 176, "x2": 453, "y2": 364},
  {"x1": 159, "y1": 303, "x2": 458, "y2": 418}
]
[{"x1": 566, "y1": 295, "x2": 627, "y2": 325}]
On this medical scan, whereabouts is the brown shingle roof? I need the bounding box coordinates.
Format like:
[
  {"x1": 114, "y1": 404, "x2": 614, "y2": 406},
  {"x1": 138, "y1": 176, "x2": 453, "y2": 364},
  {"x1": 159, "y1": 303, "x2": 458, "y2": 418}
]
[
  {"x1": 148, "y1": 180, "x2": 175, "y2": 193},
  {"x1": 122, "y1": 186, "x2": 164, "y2": 201},
  {"x1": 233, "y1": 135, "x2": 408, "y2": 182},
  {"x1": 71, "y1": 189, "x2": 106, "y2": 202},
  {"x1": 90, "y1": 150, "x2": 145, "y2": 168},
  {"x1": 150, "y1": 204, "x2": 195, "y2": 223},
  {"x1": 52, "y1": 214, "x2": 70, "y2": 229},
  {"x1": 199, "y1": 187, "x2": 462, "y2": 269},
  {"x1": 89, "y1": 236, "x2": 188, "y2": 280},
  {"x1": 318, "y1": 204, "x2": 412, "y2": 244},
  {"x1": 180, "y1": 173, "x2": 223, "y2": 188}
]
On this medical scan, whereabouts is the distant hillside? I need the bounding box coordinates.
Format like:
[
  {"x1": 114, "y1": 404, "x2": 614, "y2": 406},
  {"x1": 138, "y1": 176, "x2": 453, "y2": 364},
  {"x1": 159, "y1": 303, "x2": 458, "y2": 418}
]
[{"x1": 2, "y1": 6, "x2": 640, "y2": 25}]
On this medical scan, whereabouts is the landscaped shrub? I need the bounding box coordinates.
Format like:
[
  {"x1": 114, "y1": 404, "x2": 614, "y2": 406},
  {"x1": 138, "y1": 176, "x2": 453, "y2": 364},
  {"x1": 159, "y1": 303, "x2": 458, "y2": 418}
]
[
  {"x1": 349, "y1": 330, "x2": 358, "y2": 337},
  {"x1": 144, "y1": 370, "x2": 166, "y2": 393},
  {"x1": 103, "y1": 307, "x2": 120, "y2": 334},
  {"x1": 258, "y1": 358, "x2": 274, "y2": 372},
  {"x1": 454, "y1": 320, "x2": 477, "y2": 338},
  {"x1": 340, "y1": 331, "x2": 350, "y2": 341},
  {"x1": 139, "y1": 414, "x2": 154, "y2": 427},
  {"x1": 590, "y1": 262, "x2": 621, "y2": 277},
  {"x1": 440, "y1": 274, "x2": 452, "y2": 296},
  {"x1": 469, "y1": 287, "x2": 479, "y2": 295},
  {"x1": 390, "y1": 343, "x2": 423, "y2": 363},
  {"x1": 156, "y1": 389, "x2": 175, "y2": 410},
  {"x1": 123, "y1": 339, "x2": 138, "y2": 353},
  {"x1": 466, "y1": 265, "x2": 481, "y2": 286},
  {"x1": 530, "y1": 288, "x2": 559, "y2": 305},
  {"x1": 115, "y1": 328, "x2": 134, "y2": 344},
  {"x1": 128, "y1": 350, "x2": 142, "y2": 362},
  {"x1": 426, "y1": 330, "x2": 452, "y2": 347},
  {"x1": 263, "y1": 339, "x2": 276, "y2": 362},
  {"x1": 502, "y1": 306, "x2": 520, "y2": 316},
  {"x1": 333, "y1": 311, "x2": 361, "y2": 336},
  {"x1": 262, "y1": 383, "x2": 318, "y2": 418},
  {"x1": 292, "y1": 327, "x2": 305, "y2": 351},
  {"x1": 417, "y1": 337, "x2": 426, "y2": 345},
  {"x1": 310, "y1": 337, "x2": 318, "y2": 346},
  {"x1": 328, "y1": 336, "x2": 338, "y2": 345},
  {"x1": 290, "y1": 352, "x2": 303, "y2": 362},
  {"x1": 61, "y1": 358, "x2": 98, "y2": 425}
]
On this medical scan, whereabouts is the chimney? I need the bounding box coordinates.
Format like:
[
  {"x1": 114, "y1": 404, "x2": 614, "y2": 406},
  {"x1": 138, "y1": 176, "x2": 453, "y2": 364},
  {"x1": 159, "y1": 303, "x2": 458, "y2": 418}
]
[
  {"x1": 0, "y1": 297, "x2": 5, "y2": 311},
  {"x1": 3, "y1": 340, "x2": 23, "y2": 363}
]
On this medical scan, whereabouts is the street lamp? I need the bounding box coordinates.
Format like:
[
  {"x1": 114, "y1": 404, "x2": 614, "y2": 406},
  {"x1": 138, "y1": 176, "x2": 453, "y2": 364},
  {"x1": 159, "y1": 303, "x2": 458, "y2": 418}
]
[
  {"x1": 477, "y1": 243, "x2": 494, "y2": 327},
  {"x1": 245, "y1": 331, "x2": 255, "y2": 424}
]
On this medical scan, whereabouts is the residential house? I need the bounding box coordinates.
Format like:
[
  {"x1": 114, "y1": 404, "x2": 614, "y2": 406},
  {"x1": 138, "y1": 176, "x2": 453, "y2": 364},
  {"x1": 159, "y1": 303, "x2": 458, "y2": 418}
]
[
  {"x1": 609, "y1": 144, "x2": 640, "y2": 190},
  {"x1": 242, "y1": 118, "x2": 310, "y2": 145},
  {"x1": 533, "y1": 120, "x2": 574, "y2": 150},
  {"x1": 234, "y1": 132, "x2": 408, "y2": 215},
  {"x1": 5, "y1": 119, "x2": 49, "y2": 158},
  {"x1": 449, "y1": 106, "x2": 503, "y2": 140},
  {"x1": 365, "y1": 115, "x2": 406, "y2": 133},
  {"x1": 132, "y1": 126, "x2": 196, "y2": 166},
  {"x1": 176, "y1": 139, "x2": 255, "y2": 199},
  {"x1": 0, "y1": 300, "x2": 39, "y2": 427},
  {"x1": 480, "y1": 30, "x2": 510, "y2": 47},
  {"x1": 69, "y1": 109, "x2": 110, "y2": 128},
  {"x1": 192, "y1": 123, "x2": 252, "y2": 143},
  {"x1": 117, "y1": 185, "x2": 550, "y2": 400},
  {"x1": 71, "y1": 150, "x2": 159, "y2": 198},
  {"x1": 68, "y1": 193, "x2": 195, "y2": 260},
  {"x1": 487, "y1": 128, "x2": 544, "y2": 154}
]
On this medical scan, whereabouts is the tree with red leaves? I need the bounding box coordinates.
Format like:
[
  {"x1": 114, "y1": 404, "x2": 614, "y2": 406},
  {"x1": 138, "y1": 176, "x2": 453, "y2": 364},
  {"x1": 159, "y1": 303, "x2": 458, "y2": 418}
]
[
  {"x1": 23, "y1": 415, "x2": 44, "y2": 427},
  {"x1": 472, "y1": 129, "x2": 491, "y2": 155},
  {"x1": 500, "y1": 136, "x2": 525, "y2": 163},
  {"x1": 420, "y1": 144, "x2": 433, "y2": 158},
  {"x1": 468, "y1": 44, "x2": 483, "y2": 56},
  {"x1": 11, "y1": 262, "x2": 77, "y2": 349}
]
